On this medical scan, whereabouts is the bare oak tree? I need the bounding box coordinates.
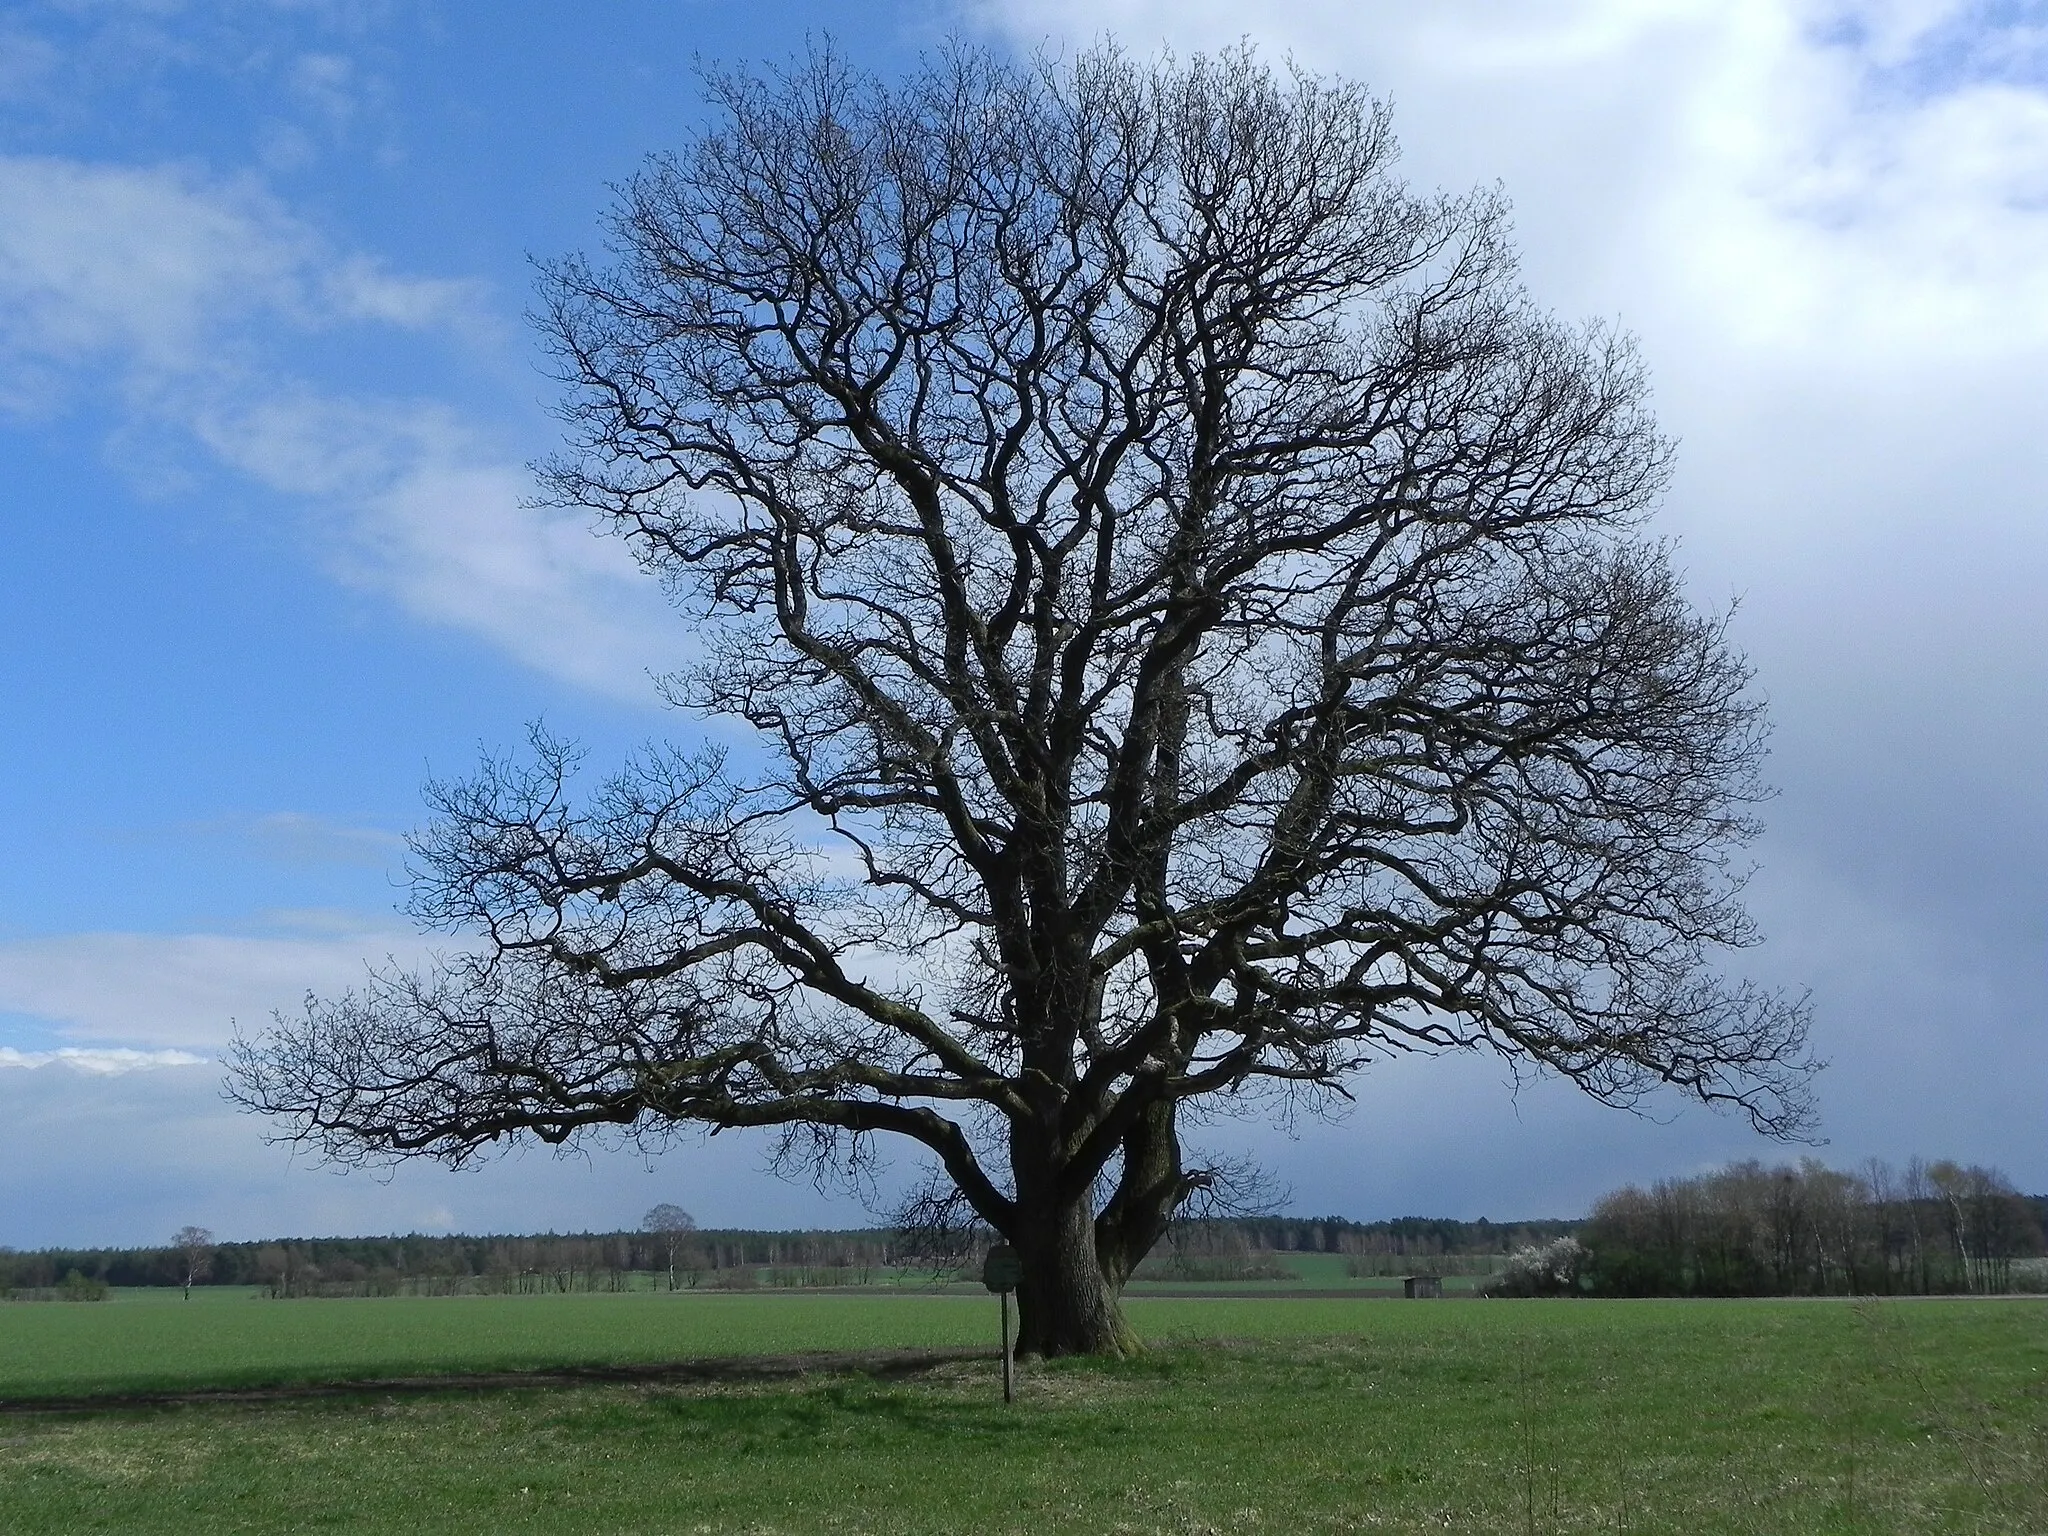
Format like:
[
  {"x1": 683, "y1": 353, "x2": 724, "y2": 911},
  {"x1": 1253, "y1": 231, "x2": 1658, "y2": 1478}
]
[{"x1": 229, "y1": 45, "x2": 1813, "y2": 1356}]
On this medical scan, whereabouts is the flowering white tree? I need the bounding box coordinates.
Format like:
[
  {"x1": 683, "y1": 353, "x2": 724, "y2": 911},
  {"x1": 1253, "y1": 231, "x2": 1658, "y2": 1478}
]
[{"x1": 1488, "y1": 1237, "x2": 1588, "y2": 1298}]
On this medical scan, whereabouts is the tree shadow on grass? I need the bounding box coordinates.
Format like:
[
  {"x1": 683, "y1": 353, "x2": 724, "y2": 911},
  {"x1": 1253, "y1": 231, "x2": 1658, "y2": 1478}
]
[
  {"x1": 586, "y1": 1378, "x2": 1050, "y2": 1452},
  {"x1": 0, "y1": 1346, "x2": 993, "y2": 1417}
]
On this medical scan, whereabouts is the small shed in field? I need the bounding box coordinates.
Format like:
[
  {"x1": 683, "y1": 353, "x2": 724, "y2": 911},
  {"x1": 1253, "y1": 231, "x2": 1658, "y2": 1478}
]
[{"x1": 1401, "y1": 1274, "x2": 1443, "y2": 1299}]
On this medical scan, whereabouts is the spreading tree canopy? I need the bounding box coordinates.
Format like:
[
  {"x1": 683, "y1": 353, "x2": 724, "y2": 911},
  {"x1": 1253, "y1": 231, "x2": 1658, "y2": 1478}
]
[{"x1": 230, "y1": 44, "x2": 1813, "y2": 1356}]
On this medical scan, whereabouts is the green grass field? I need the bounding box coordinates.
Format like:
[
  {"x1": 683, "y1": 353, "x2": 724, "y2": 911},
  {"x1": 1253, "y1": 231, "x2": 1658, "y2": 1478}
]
[{"x1": 3, "y1": 1292, "x2": 2044, "y2": 1533}]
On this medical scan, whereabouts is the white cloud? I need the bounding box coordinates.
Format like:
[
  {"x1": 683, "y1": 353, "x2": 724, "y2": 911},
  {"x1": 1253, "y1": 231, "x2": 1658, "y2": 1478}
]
[
  {"x1": 191, "y1": 392, "x2": 681, "y2": 694},
  {"x1": 113, "y1": 812, "x2": 406, "y2": 868},
  {"x1": 973, "y1": 2, "x2": 2048, "y2": 358},
  {"x1": 0, "y1": 156, "x2": 470, "y2": 386},
  {"x1": 288, "y1": 50, "x2": 361, "y2": 129},
  {"x1": 365, "y1": 459, "x2": 676, "y2": 695},
  {"x1": 0, "y1": 158, "x2": 290, "y2": 395},
  {"x1": 239, "y1": 812, "x2": 403, "y2": 866},
  {"x1": 1652, "y1": 18, "x2": 2048, "y2": 362},
  {"x1": 0, "y1": 153, "x2": 678, "y2": 699},
  {"x1": 0, "y1": 916, "x2": 433, "y2": 1051},
  {"x1": 0, "y1": 1046, "x2": 207, "y2": 1074}
]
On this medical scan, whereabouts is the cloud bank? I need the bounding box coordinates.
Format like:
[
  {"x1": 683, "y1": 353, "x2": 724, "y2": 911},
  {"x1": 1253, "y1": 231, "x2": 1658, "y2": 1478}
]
[
  {"x1": 0, "y1": 1046, "x2": 207, "y2": 1074},
  {"x1": 950, "y1": 0, "x2": 2048, "y2": 1184},
  {"x1": 0, "y1": 915, "x2": 431, "y2": 1053},
  {"x1": 0, "y1": 1062, "x2": 859, "y2": 1248}
]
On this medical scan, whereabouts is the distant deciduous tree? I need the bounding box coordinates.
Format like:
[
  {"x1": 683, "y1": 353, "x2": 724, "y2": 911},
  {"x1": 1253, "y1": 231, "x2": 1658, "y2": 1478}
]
[
  {"x1": 1483, "y1": 1236, "x2": 1587, "y2": 1298},
  {"x1": 173, "y1": 1225, "x2": 213, "y2": 1301},
  {"x1": 230, "y1": 42, "x2": 1813, "y2": 1356},
  {"x1": 1927, "y1": 1160, "x2": 2039, "y2": 1295},
  {"x1": 641, "y1": 1203, "x2": 697, "y2": 1289}
]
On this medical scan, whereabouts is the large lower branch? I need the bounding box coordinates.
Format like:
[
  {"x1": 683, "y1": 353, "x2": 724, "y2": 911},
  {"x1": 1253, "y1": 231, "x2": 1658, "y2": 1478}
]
[
  {"x1": 713, "y1": 1097, "x2": 1018, "y2": 1233},
  {"x1": 1093, "y1": 1096, "x2": 1187, "y2": 1287}
]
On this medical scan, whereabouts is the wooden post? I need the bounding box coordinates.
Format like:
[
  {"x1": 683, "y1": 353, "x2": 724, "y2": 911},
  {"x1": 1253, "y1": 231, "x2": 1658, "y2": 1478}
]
[
  {"x1": 982, "y1": 1242, "x2": 1021, "y2": 1405},
  {"x1": 1000, "y1": 1288, "x2": 1014, "y2": 1403}
]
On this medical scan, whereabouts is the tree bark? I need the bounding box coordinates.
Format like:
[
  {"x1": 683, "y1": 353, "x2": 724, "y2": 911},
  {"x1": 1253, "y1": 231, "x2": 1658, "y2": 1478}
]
[
  {"x1": 1012, "y1": 1191, "x2": 1141, "y2": 1358},
  {"x1": 1095, "y1": 1098, "x2": 1187, "y2": 1292},
  {"x1": 1006, "y1": 1098, "x2": 1189, "y2": 1357}
]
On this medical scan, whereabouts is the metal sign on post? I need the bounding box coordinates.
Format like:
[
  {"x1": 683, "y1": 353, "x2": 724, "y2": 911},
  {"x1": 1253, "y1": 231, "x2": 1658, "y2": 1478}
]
[{"x1": 981, "y1": 1243, "x2": 1021, "y2": 1403}]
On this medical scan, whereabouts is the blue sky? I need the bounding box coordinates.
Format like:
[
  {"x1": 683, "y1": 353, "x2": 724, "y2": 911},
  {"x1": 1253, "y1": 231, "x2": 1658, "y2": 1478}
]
[{"x1": 3, "y1": 0, "x2": 2046, "y2": 1247}]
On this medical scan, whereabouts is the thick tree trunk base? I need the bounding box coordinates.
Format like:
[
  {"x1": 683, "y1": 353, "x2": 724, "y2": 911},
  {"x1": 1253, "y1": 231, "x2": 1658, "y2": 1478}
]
[
  {"x1": 1015, "y1": 1294, "x2": 1142, "y2": 1359},
  {"x1": 1013, "y1": 1196, "x2": 1144, "y2": 1358}
]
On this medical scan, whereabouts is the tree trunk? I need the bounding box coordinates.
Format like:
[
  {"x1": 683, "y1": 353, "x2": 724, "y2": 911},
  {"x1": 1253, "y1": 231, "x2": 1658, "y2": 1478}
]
[
  {"x1": 1013, "y1": 1191, "x2": 1141, "y2": 1358},
  {"x1": 1007, "y1": 1098, "x2": 1190, "y2": 1358}
]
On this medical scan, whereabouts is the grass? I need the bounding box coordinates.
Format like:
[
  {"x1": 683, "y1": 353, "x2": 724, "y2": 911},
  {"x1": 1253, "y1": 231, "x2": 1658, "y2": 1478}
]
[
  {"x1": 0, "y1": 1291, "x2": 1532, "y2": 1402},
  {"x1": 2, "y1": 1294, "x2": 2044, "y2": 1533},
  {"x1": 0, "y1": 1291, "x2": 995, "y2": 1400}
]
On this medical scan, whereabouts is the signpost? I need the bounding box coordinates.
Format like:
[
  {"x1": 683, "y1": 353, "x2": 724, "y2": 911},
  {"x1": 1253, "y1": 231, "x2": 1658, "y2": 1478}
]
[{"x1": 980, "y1": 1243, "x2": 1022, "y2": 1403}]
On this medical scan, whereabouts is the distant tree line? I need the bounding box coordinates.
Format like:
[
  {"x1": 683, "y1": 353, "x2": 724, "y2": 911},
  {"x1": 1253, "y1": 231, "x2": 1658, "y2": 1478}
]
[
  {"x1": 1581, "y1": 1159, "x2": 2047, "y2": 1296},
  {"x1": 0, "y1": 1227, "x2": 910, "y2": 1298},
  {"x1": 1, "y1": 1213, "x2": 1577, "y2": 1297},
  {"x1": 1144, "y1": 1215, "x2": 1582, "y2": 1281},
  {"x1": 1126, "y1": 1215, "x2": 1578, "y2": 1282},
  {"x1": 1191, "y1": 1215, "x2": 1580, "y2": 1257},
  {"x1": 7, "y1": 1162, "x2": 2038, "y2": 1299}
]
